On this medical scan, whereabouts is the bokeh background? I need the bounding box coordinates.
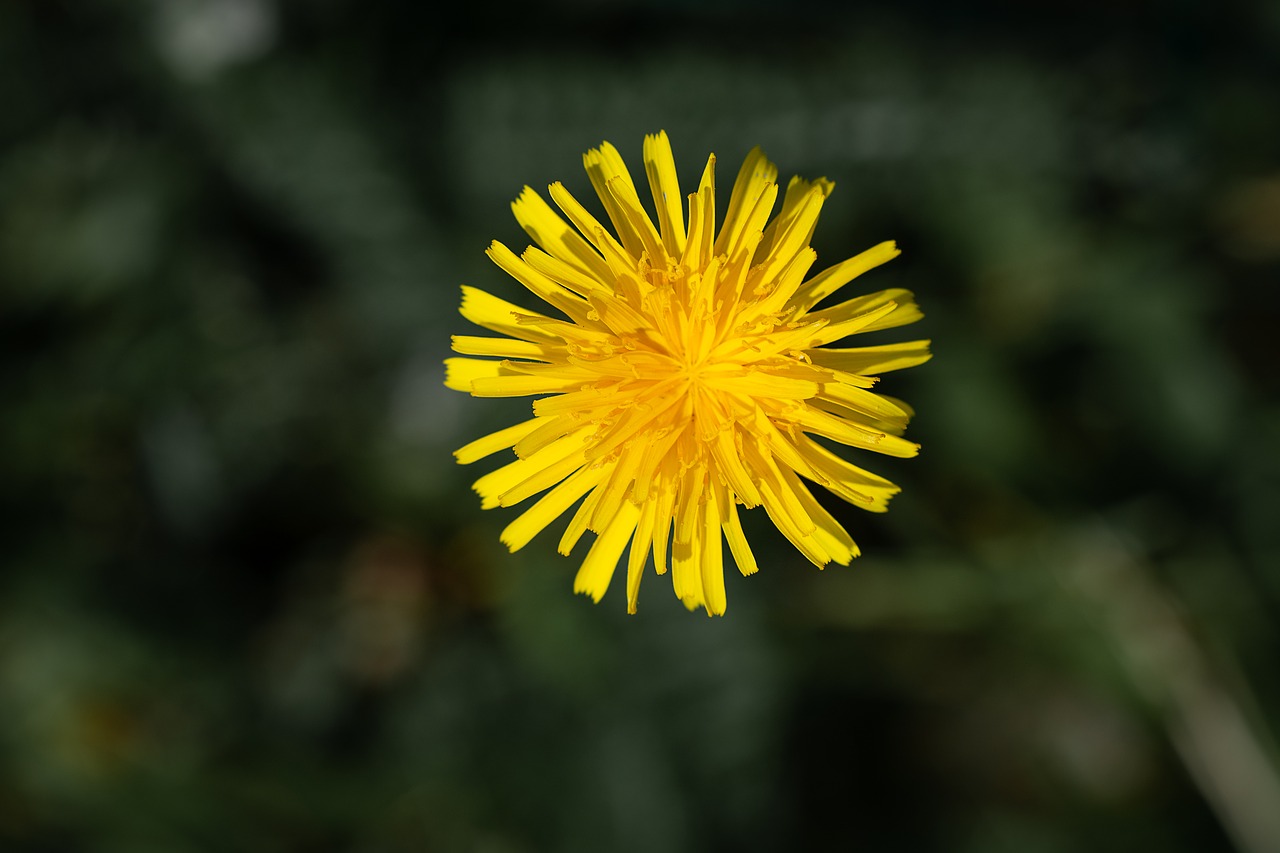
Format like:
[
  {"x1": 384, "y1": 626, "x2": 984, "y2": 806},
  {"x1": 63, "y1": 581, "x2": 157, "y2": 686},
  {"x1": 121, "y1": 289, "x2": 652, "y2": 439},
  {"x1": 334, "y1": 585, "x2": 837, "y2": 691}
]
[{"x1": 4, "y1": 1, "x2": 1280, "y2": 850}]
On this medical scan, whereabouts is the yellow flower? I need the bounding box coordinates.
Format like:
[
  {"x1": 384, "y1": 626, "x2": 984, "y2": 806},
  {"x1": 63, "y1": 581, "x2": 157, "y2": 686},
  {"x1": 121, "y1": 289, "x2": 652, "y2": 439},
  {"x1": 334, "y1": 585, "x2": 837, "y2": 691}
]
[{"x1": 446, "y1": 131, "x2": 930, "y2": 616}]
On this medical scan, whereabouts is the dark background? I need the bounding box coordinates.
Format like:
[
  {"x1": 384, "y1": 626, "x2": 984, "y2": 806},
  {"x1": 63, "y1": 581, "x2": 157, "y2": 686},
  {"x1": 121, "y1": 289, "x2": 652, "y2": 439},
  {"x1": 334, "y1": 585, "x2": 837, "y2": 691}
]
[{"x1": 4, "y1": 1, "x2": 1280, "y2": 850}]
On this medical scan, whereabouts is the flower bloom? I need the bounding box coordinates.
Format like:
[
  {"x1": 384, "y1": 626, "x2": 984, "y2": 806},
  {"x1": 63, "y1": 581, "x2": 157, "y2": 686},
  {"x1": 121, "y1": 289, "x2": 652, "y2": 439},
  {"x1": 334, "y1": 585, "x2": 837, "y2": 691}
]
[{"x1": 446, "y1": 132, "x2": 929, "y2": 615}]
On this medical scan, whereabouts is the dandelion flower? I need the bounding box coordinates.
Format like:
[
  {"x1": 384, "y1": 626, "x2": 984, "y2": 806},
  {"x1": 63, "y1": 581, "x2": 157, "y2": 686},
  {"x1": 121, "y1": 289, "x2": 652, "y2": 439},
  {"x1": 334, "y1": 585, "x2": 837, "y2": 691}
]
[{"x1": 446, "y1": 131, "x2": 930, "y2": 615}]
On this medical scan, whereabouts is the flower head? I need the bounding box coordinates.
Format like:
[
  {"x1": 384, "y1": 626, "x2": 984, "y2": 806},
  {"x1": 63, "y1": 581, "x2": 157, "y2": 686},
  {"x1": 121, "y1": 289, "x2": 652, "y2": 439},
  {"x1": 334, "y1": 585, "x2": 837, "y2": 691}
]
[{"x1": 446, "y1": 131, "x2": 929, "y2": 615}]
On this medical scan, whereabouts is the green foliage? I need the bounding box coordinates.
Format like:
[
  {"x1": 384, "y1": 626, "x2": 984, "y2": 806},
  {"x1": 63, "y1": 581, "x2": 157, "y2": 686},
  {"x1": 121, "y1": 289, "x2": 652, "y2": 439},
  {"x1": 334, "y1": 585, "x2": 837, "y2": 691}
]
[{"x1": 3, "y1": 2, "x2": 1279, "y2": 850}]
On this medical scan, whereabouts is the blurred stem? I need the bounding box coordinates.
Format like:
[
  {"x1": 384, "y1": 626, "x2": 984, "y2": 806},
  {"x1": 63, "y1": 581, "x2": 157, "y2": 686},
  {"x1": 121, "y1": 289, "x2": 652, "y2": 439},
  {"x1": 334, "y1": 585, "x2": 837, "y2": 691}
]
[{"x1": 1067, "y1": 523, "x2": 1280, "y2": 853}]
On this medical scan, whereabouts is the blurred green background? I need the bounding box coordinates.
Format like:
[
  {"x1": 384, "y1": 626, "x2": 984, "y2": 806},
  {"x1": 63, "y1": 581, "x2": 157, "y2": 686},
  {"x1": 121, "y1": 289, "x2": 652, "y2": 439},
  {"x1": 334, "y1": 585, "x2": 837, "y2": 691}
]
[{"x1": 4, "y1": 1, "x2": 1280, "y2": 850}]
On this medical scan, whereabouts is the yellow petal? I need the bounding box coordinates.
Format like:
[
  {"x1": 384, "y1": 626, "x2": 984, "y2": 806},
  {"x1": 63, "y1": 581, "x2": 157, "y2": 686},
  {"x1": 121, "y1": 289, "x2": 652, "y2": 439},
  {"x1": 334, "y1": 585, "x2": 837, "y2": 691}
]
[
  {"x1": 674, "y1": 466, "x2": 705, "y2": 549},
  {"x1": 583, "y1": 141, "x2": 647, "y2": 260},
  {"x1": 511, "y1": 185, "x2": 613, "y2": 282},
  {"x1": 500, "y1": 462, "x2": 609, "y2": 552},
  {"x1": 756, "y1": 473, "x2": 828, "y2": 568},
  {"x1": 754, "y1": 186, "x2": 825, "y2": 287},
  {"x1": 700, "y1": 488, "x2": 727, "y2": 616},
  {"x1": 750, "y1": 410, "x2": 820, "y2": 482},
  {"x1": 757, "y1": 175, "x2": 833, "y2": 263},
  {"x1": 649, "y1": 478, "x2": 678, "y2": 575},
  {"x1": 681, "y1": 154, "x2": 716, "y2": 271},
  {"x1": 458, "y1": 285, "x2": 559, "y2": 342},
  {"x1": 585, "y1": 390, "x2": 684, "y2": 463},
  {"x1": 806, "y1": 287, "x2": 923, "y2": 332},
  {"x1": 558, "y1": 478, "x2": 604, "y2": 555},
  {"x1": 741, "y1": 439, "x2": 817, "y2": 542},
  {"x1": 547, "y1": 181, "x2": 633, "y2": 279},
  {"x1": 782, "y1": 465, "x2": 857, "y2": 565},
  {"x1": 454, "y1": 417, "x2": 552, "y2": 465},
  {"x1": 631, "y1": 425, "x2": 686, "y2": 506},
  {"x1": 605, "y1": 175, "x2": 666, "y2": 266},
  {"x1": 589, "y1": 441, "x2": 645, "y2": 531},
  {"x1": 498, "y1": 451, "x2": 590, "y2": 508},
  {"x1": 534, "y1": 383, "x2": 627, "y2": 418},
  {"x1": 714, "y1": 146, "x2": 777, "y2": 258},
  {"x1": 670, "y1": 524, "x2": 704, "y2": 611},
  {"x1": 792, "y1": 405, "x2": 921, "y2": 458},
  {"x1": 701, "y1": 368, "x2": 819, "y2": 400},
  {"x1": 589, "y1": 289, "x2": 654, "y2": 338},
  {"x1": 804, "y1": 300, "x2": 901, "y2": 348},
  {"x1": 747, "y1": 247, "x2": 817, "y2": 319},
  {"x1": 486, "y1": 241, "x2": 599, "y2": 329},
  {"x1": 720, "y1": 181, "x2": 778, "y2": 286},
  {"x1": 469, "y1": 373, "x2": 587, "y2": 398},
  {"x1": 625, "y1": 495, "x2": 658, "y2": 614},
  {"x1": 810, "y1": 396, "x2": 911, "y2": 438},
  {"x1": 719, "y1": 487, "x2": 758, "y2": 577},
  {"x1": 443, "y1": 357, "x2": 504, "y2": 392},
  {"x1": 710, "y1": 428, "x2": 762, "y2": 508},
  {"x1": 521, "y1": 246, "x2": 606, "y2": 298},
  {"x1": 472, "y1": 426, "x2": 591, "y2": 509},
  {"x1": 450, "y1": 335, "x2": 555, "y2": 360},
  {"x1": 573, "y1": 499, "x2": 641, "y2": 603},
  {"x1": 788, "y1": 241, "x2": 900, "y2": 315},
  {"x1": 793, "y1": 436, "x2": 900, "y2": 512},
  {"x1": 817, "y1": 381, "x2": 911, "y2": 423},
  {"x1": 807, "y1": 340, "x2": 933, "y2": 375},
  {"x1": 513, "y1": 414, "x2": 581, "y2": 459},
  {"x1": 642, "y1": 130, "x2": 687, "y2": 258}
]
